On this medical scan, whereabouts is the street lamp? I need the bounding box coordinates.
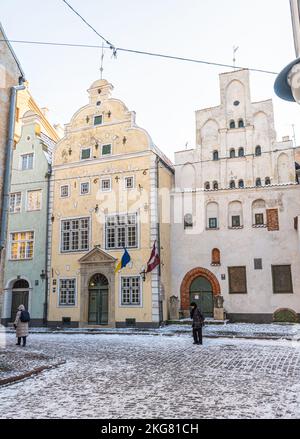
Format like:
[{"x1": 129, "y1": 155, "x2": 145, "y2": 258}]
[{"x1": 275, "y1": 1, "x2": 300, "y2": 103}]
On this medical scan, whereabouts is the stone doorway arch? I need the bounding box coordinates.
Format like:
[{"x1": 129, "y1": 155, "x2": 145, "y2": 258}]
[{"x1": 180, "y1": 268, "x2": 223, "y2": 319}]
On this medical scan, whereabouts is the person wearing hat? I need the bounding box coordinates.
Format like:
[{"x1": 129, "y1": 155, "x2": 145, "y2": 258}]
[{"x1": 190, "y1": 302, "x2": 204, "y2": 345}]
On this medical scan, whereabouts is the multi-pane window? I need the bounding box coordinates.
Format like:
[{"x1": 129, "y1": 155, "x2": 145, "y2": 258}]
[
  {"x1": 27, "y1": 190, "x2": 42, "y2": 211},
  {"x1": 255, "y1": 213, "x2": 264, "y2": 225},
  {"x1": 9, "y1": 192, "x2": 21, "y2": 213},
  {"x1": 21, "y1": 153, "x2": 34, "y2": 170},
  {"x1": 232, "y1": 216, "x2": 241, "y2": 227},
  {"x1": 102, "y1": 144, "x2": 112, "y2": 156},
  {"x1": 121, "y1": 277, "x2": 141, "y2": 306},
  {"x1": 10, "y1": 231, "x2": 34, "y2": 260},
  {"x1": 61, "y1": 218, "x2": 90, "y2": 253},
  {"x1": 125, "y1": 176, "x2": 134, "y2": 189},
  {"x1": 80, "y1": 182, "x2": 90, "y2": 195},
  {"x1": 209, "y1": 218, "x2": 218, "y2": 229},
  {"x1": 59, "y1": 279, "x2": 76, "y2": 306},
  {"x1": 272, "y1": 265, "x2": 293, "y2": 294},
  {"x1": 81, "y1": 148, "x2": 91, "y2": 160},
  {"x1": 60, "y1": 185, "x2": 69, "y2": 198},
  {"x1": 106, "y1": 214, "x2": 138, "y2": 249},
  {"x1": 101, "y1": 179, "x2": 111, "y2": 192},
  {"x1": 94, "y1": 115, "x2": 103, "y2": 126}
]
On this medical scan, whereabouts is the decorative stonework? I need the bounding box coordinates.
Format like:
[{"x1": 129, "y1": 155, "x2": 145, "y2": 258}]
[{"x1": 180, "y1": 267, "x2": 221, "y2": 311}]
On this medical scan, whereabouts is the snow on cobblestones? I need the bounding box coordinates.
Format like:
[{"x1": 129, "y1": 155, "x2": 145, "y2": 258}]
[{"x1": 0, "y1": 333, "x2": 300, "y2": 419}]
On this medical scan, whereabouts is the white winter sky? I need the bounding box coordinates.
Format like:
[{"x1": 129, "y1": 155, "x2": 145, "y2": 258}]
[{"x1": 1, "y1": 0, "x2": 300, "y2": 160}]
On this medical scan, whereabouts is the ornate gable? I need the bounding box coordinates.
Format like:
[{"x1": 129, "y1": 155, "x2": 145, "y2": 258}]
[{"x1": 78, "y1": 246, "x2": 116, "y2": 265}]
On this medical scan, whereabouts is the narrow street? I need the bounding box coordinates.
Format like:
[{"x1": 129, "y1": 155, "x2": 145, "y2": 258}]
[{"x1": 1, "y1": 333, "x2": 300, "y2": 419}]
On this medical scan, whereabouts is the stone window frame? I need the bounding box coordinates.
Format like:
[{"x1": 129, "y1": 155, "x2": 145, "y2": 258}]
[
  {"x1": 80, "y1": 147, "x2": 91, "y2": 161},
  {"x1": 124, "y1": 175, "x2": 135, "y2": 191},
  {"x1": 100, "y1": 177, "x2": 112, "y2": 192},
  {"x1": 60, "y1": 217, "x2": 90, "y2": 253},
  {"x1": 120, "y1": 275, "x2": 143, "y2": 307},
  {"x1": 101, "y1": 143, "x2": 112, "y2": 156},
  {"x1": 9, "y1": 192, "x2": 22, "y2": 214},
  {"x1": 94, "y1": 115, "x2": 103, "y2": 126},
  {"x1": 58, "y1": 278, "x2": 77, "y2": 307},
  {"x1": 60, "y1": 184, "x2": 70, "y2": 198},
  {"x1": 80, "y1": 181, "x2": 90, "y2": 196},
  {"x1": 105, "y1": 213, "x2": 139, "y2": 250}
]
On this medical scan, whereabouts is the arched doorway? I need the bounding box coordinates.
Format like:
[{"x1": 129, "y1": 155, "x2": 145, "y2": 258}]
[
  {"x1": 180, "y1": 267, "x2": 221, "y2": 317},
  {"x1": 190, "y1": 277, "x2": 213, "y2": 318},
  {"x1": 11, "y1": 279, "x2": 29, "y2": 321},
  {"x1": 88, "y1": 274, "x2": 109, "y2": 325}
]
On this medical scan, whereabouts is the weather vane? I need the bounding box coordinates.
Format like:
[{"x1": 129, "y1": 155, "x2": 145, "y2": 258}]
[
  {"x1": 233, "y1": 45, "x2": 239, "y2": 69},
  {"x1": 100, "y1": 42, "x2": 105, "y2": 79}
]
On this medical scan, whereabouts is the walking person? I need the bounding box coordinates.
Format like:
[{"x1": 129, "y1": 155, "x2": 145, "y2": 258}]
[
  {"x1": 190, "y1": 302, "x2": 204, "y2": 345},
  {"x1": 14, "y1": 304, "x2": 30, "y2": 347}
]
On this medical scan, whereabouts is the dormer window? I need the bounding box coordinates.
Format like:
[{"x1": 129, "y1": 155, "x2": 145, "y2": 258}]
[
  {"x1": 81, "y1": 147, "x2": 91, "y2": 160},
  {"x1": 229, "y1": 120, "x2": 236, "y2": 129},
  {"x1": 230, "y1": 149, "x2": 236, "y2": 158},
  {"x1": 238, "y1": 180, "x2": 244, "y2": 188},
  {"x1": 205, "y1": 182, "x2": 210, "y2": 190},
  {"x1": 229, "y1": 180, "x2": 236, "y2": 189},
  {"x1": 102, "y1": 144, "x2": 112, "y2": 156},
  {"x1": 213, "y1": 181, "x2": 219, "y2": 190},
  {"x1": 238, "y1": 148, "x2": 245, "y2": 157},
  {"x1": 94, "y1": 115, "x2": 103, "y2": 126},
  {"x1": 238, "y1": 119, "x2": 244, "y2": 128},
  {"x1": 256, "y1": 178, "x2": 262, "y2": 187}
]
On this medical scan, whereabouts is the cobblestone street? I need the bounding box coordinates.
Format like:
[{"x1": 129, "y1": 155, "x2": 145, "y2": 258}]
[{"x1": 1, "y1": 333, "x2": 300, "y2": 419}]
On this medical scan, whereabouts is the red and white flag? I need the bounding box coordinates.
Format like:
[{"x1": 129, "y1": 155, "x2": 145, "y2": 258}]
[{"x1": 146, "y1": 241, "x2": 160, "y2": 273}]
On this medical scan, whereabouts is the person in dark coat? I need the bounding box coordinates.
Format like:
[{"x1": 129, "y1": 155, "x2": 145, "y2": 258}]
[
  {"x1": 14, "y1": 304, "x2": 29, "y2": 347},
  {"x1": 190, "y1": 302, "x2": 204, "y2": 345}
]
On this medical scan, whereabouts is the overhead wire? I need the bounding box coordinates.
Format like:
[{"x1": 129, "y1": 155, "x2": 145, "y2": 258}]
[{"x1": 0, "y1": 38, "x2": 279, "y2": 76}]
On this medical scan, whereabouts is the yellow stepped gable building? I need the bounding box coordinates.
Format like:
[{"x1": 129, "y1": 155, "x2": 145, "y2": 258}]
[{"x1": 48, "y1": 79, "x2": 174, "y2": 328}]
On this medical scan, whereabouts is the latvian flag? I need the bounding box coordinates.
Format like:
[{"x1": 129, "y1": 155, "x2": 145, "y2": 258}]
[{"x1": 146, "y1": 240, "x2": 160, "y2": 273}]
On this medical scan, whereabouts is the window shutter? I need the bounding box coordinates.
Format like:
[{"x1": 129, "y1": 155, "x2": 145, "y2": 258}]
[
  {"x1": 228, "y1": 267, "x2": 247, "y2": 294},
  {"x1": 272, "y1": 266, "x2": 293, "y2": 294},
  {"x1": 266, "y1": 209, "x2": 279, "y2": 231}
]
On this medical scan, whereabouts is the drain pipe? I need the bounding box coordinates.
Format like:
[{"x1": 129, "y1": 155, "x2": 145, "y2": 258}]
[
  {"x1": 0, "y1": 83, "x2": 26, "y2": 251},
  {"x1": 43, "y1": 163, "x2": 52, "y2": 326}
]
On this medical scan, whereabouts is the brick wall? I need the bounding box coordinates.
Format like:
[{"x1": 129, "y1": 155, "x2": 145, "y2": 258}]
[{"x1": 267, "y1": 209, "x2": 279, "y2": 231}]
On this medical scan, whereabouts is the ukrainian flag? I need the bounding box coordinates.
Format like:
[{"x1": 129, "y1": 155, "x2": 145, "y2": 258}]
[{"x1": 115, "y1": 248, "x2": 131, "y2": 273}]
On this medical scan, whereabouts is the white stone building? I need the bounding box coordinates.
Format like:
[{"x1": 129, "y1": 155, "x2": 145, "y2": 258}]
[{"x1": 171, "y1": 69, "x2": 300, "y2": 323}]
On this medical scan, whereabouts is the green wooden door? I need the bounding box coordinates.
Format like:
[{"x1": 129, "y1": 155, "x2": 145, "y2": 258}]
[
  {"x1": 190, "y1": 276, "x2": 213, "y2": 318},
  {"x1": 11, "y1": 291, "x2": 29, "y2": 321},
  {"x1": 88, "y1": 274, "x2": 109, "y2": 325}
]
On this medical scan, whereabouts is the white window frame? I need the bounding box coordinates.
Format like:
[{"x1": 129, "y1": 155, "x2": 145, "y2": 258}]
[
  {"x1": 9, "y1": 230, "x2": 35, "y2": 261},
  {"x1": 26, "y1": 189, "x2": 42, "y2": 212},
  {"x1": 60, "y1": 184, "x2": 70, "y2": 198},
  {"x1": 80, "y1": 147, "x2": 91, "y2": 161},
  {"x1": 105, "y1": 212, "x2": 139, "y2": 250},
  {"x1": 58, "y1": 277, "x2": 77, "y2": 307},
  {"x1": 80, "y1": 181, "x2": 90, "y2": 196},
  {"x1": 119, "y1": 275, "x2": 143, "y2": 308},
  {"x1": 124, "y1": 175, "x2": 135, "y2": 190},
  {"x1": 100, "y1": 178, "x2": 112, "y2": 192},
  {"x1": 101, "y1": 143, "x2": 112, "y2": 157},
  {"x1": 94, "y1": 115, "x2": 103, "y2": 126},
  {"x1": 9, "y1": 192, "x2": 22, "y2": 214},
  {"x1": 20, "y1": 153, "x2": 34, "y2": 171},
  {"x1": 60, "y1": 216, "x2": 91, "y2": 254}
]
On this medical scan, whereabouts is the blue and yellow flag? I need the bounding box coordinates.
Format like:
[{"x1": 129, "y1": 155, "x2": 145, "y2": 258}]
[{"x1": 115, "y1": 248, "x2": 131, "y2": 273}]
